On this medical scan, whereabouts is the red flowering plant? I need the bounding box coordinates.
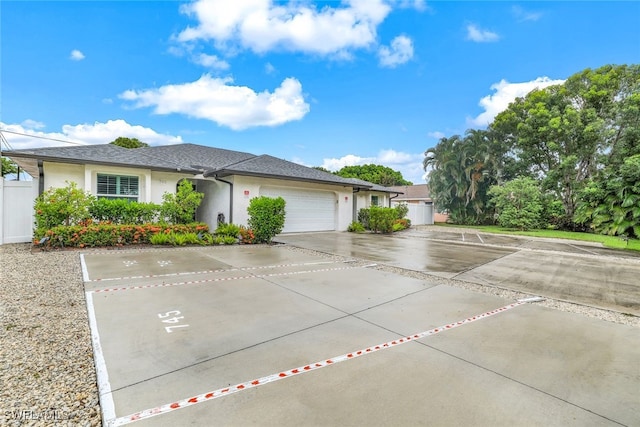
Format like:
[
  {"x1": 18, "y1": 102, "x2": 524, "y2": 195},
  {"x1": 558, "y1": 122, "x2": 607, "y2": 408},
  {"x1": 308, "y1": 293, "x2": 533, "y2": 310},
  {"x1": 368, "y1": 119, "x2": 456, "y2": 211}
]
[{"x1": 238, "y1": 226, "x2": 256, "y2": 244}]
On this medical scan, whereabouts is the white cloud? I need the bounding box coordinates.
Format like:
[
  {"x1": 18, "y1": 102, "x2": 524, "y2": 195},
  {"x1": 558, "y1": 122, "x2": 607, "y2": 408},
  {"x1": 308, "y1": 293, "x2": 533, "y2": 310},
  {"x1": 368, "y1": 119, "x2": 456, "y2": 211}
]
[
  {"x1": 120, "y1": 75, "x2": 310, "y2": 130},
  {"x1": 427, "y1": 131, "x2": 445, "y2": 139},
  {"x1": 322, "y1": 154, "x2": 374, "y2": 171},
  {"x1": 168, "y1": 44, "x2": 231, "y2": 70},
  {"x1": 1, "y1": 119, "x2": 183, "y2": 150},
  {"x1": 70, "y1": 49, "x2": 85, "y2": 60},
  {"x1": 378, "y1": 35, "x2": 414, "y2": 68},
  {"x1": 512, "y1": 6, "x2": 543, "y2": 22},
  {"x1": 322, "y1": 149, "x2": 426, "y2": 184},
  {"x1": 194, "y1": 53, "x2": 230, "y2": 70},
  {"x1": 394, "y1": 0, "x2": 427, "y2": 11},
  {"x1": 20, "y1": 119, "x2": 46, "y2": 130},
  {"x1": 469, "y1": 76, "x2": 566, "y2": 127},
  {"x1": 265, "y1": 62, "x2": 276, "y2": 75},
  {"x1": 177, "y1": 0, "x2": 391, "y2": 57},
  {"x1": 466, "y1": 24, "x2": 499, "y2": 43}
]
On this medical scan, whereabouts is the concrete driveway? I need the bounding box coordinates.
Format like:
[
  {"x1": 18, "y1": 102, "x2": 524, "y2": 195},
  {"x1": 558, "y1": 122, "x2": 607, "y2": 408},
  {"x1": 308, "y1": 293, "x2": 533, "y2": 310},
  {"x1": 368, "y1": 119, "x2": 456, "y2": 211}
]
[
  {"x1": 81, "y1": 243, "x2": 640, "y2": 426},
  {"x1": 275, "y1": 229, "x2": 640, "y2": 316}
]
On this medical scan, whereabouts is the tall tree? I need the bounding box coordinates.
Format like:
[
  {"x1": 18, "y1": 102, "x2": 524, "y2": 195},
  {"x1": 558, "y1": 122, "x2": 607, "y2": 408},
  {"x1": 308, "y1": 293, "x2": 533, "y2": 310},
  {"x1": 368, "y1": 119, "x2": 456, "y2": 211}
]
[
  {"x1": 311, "y1": 166, "x2": 332, "y2": 174},
  {"x1": 1, "y1": 157, "x2": 18, "y2": 177},
  {"x1": 335, "y1": 164, "x2": 412, "y2": 186},
  {"x1": 423, "y1": 130, "x2": 498, "y2": 224},
  {"x1": 491, "y1": 64, "x2": 640, "y2": 223},
  {"x1": 109, "y1": 137, "x2": 149, "y2": 148}
]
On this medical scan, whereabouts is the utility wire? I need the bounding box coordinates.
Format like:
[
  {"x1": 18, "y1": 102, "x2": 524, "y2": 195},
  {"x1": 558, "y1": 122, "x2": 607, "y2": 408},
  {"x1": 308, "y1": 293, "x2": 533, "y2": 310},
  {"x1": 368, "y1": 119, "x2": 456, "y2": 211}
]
[
  {"x1": 0, "y1": 128, "x2": 191, "y2": 171},
  {"x1": 0, "y1": 128, "x2": 87, "y2": 147},
  {"x1": 0, "y1": 131, "x2": 14, "y2": 151}
]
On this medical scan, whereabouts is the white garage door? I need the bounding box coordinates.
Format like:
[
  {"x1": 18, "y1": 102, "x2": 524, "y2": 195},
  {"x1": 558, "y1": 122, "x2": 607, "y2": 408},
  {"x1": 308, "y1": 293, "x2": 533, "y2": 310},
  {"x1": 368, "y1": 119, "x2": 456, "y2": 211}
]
[{"x1": 260, "y1": 186, "x2": 336, "y2": 232}]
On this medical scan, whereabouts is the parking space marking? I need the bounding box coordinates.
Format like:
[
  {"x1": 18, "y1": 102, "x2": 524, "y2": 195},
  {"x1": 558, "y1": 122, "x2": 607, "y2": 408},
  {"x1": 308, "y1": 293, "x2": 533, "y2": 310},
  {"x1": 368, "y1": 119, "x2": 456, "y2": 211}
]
[
  {"x1": 85, "y1": 291, "x2": 116, "y2": 422},
  {"x1": 83, "y1": 260, "x2": 336, "y2": 282},
  {"x1": 108, "y1": 301, "x2": 526, "y2": 426},
  {"x1": 567, "y1": 243, "x2": 599, "y2": 256},
  {"x1": 90, "y1": 265, "x2": 373, "y2": 293}
]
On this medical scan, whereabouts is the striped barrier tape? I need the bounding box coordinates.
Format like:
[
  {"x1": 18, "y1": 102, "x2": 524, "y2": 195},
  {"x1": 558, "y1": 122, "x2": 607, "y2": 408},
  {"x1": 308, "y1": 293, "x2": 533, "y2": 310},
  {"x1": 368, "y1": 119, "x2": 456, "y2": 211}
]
[
  {"x1": 92, "y1": 265, "x2": 374, "y2": 293},
  {"x1": 86, "y1": 261, "x2": 336, "y2": 282},
  {"x1": 108, "y1": 301, "x2": 526, "y2": 426}
]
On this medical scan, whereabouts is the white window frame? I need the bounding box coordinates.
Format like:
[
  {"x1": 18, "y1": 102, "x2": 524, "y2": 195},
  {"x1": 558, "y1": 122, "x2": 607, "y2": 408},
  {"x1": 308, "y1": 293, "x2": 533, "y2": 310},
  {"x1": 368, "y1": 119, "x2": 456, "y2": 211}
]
[{"x1": 96, "y1": 174, "x2": 139, "y2": 201}]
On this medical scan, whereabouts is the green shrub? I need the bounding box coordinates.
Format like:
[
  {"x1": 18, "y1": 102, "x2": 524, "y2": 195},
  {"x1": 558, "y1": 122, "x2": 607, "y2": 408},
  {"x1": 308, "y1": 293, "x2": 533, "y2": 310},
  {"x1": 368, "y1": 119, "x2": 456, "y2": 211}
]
[
  {"x1": 222, "y1": 236, "x2": 237, "y2": 245},
  {"x1": 183, "y1": 232, "x2": 202, "y2": 245},
  {"x1": 89, "y1": 198, "x2": 161, "y2": 224},
  {"x1": 394, "y1": 203, "x2": 409, "y2": 220},
  {"x1": 347, "y1": 221, "x2": 366, "y2": 233},
  {"x1": 488, "y1": 177, "x2": 544, "y2": 230},
  {"x1": 369, "y1": 206, "x2": 396, "y2": 233},
  {"x1": 357, "y1": 208, "x2": 371, "y2": 230},
  {"x1": 150, "y1": 232, "x2": 171, "y2": 245},
  {"x1": 34, "y1": 182, "x2": 95, "y2": 231},
  {"x1": 212, "y1": 235, "x2": 227, "y2": 245},
  {"x1": 161, "y1": 180, "x2": 204, "y2": 224},
  {"x1": 392, "y1": 218, "x2": 410, "y2": 231},
  {"x1": 247, "y1": 196, "x2": 286, "y2": 243},
  {"x1": 173, "y1": 233, "x2": 188, "y2": 246},
  {"x1": 37, "y1": 223, "x2": 208, "y2": 248},
  {"x1": 216, "y1": 223, "x2": 240, "y2": 238}
]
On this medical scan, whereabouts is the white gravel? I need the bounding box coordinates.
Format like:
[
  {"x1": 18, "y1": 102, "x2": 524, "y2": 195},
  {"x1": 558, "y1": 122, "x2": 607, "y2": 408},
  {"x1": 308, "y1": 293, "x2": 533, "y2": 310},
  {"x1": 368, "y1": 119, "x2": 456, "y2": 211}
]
[
  {"x1": 1, "y1": 236, "x2": 636, "y2": 426},
  {"x1": 0, "y1": 244, "x2": 101, "y2": 426}
]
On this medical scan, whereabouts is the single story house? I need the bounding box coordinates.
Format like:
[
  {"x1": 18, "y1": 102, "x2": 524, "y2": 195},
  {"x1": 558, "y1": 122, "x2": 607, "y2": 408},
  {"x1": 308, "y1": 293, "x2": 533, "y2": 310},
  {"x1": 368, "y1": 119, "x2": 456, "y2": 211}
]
[{"x1": 2, "y1": 143, "x2": 401, "y2": 241}]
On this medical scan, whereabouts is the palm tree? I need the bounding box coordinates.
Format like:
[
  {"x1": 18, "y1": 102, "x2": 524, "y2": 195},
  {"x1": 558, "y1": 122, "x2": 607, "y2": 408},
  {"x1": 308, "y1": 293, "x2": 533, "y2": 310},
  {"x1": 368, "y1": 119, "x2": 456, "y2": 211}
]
[{"x1": 424, "y1": 130, "x2": 498, "y2": 224}]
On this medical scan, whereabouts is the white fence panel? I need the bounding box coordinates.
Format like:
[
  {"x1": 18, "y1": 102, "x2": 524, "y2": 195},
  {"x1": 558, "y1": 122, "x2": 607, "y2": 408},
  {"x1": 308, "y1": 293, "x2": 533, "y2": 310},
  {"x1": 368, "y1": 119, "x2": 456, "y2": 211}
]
[
  {"x1": 393, "y1": 202, "x2": 433, "y2": 225},
  {"x1": 1, "y1": 179, "x2": 37, "y2": 244}
]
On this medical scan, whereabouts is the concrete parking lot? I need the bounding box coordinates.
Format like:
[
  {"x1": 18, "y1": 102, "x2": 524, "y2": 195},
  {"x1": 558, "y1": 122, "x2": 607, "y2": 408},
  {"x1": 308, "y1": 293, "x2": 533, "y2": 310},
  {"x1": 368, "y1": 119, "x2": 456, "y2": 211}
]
[
  {"x1": 276, "y1": 230, "x2": 640, "y2": 316},
  {"x1": 81, "y1": 238, "x2": 640, "y2": 426}
]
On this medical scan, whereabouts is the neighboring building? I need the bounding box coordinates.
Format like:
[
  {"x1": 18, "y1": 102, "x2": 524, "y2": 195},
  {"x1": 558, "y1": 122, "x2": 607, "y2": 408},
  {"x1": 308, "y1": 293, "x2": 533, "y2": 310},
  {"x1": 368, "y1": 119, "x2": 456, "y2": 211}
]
[
  {"x1": 2, "y1": 143, "x2": 401, "y2": 240},
  {"x1": 387, "y1": 184, "x2": 445, "y2": 225},
  {"x1": 344, "y1": 177, "x2": 402, "y2": 220}
]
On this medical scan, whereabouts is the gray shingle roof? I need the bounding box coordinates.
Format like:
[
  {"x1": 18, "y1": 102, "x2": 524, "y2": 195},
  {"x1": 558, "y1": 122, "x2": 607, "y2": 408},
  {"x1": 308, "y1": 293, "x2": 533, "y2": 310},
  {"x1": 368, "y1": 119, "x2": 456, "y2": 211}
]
[
  {"x1": 3, "y1": 143, "x2": 377, "y2": 189},
  {"x1": 207, "y1": 155, "x2": 360, "y2": 187},
  {"x1": 343, "y1": 177, "x2": 403, "y2": 194},
  {"x1": 136, "y1": 143, "x2": 255, "y2": 171},
  {"x1": 387, "y1": 184, "x2": 431, "y2": 200},
  {"x1": 4, "y1": 143, "x2": 256, "y2": 173}
]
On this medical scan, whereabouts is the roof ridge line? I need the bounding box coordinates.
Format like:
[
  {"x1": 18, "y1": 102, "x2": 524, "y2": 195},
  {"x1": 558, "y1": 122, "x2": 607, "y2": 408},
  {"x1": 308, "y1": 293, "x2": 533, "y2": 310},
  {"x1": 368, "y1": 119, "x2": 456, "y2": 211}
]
[{"x1": 203, "y1": 153, "x2": 259, "y2": 175}]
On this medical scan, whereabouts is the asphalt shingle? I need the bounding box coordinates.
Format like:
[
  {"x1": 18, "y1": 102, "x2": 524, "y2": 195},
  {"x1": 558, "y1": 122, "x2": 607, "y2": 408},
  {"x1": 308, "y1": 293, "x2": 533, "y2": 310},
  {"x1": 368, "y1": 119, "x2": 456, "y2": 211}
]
[{"x1": 4, "y1": 143, "x2": 393, "y2": 191}]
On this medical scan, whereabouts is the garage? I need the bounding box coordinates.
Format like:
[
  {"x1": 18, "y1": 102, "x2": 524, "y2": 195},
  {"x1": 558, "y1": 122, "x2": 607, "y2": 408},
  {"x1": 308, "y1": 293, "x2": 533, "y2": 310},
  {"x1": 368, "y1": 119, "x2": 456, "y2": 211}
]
[{"x1": 260, "y1": 186, "x2": 336, "y2": 232}]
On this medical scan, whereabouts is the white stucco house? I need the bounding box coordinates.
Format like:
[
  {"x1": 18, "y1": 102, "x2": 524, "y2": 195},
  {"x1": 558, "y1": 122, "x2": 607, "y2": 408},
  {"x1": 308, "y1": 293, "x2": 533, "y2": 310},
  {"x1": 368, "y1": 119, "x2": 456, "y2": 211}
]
[{"x1": 1, "y1": 143, "x2": 401, "y2": 242}]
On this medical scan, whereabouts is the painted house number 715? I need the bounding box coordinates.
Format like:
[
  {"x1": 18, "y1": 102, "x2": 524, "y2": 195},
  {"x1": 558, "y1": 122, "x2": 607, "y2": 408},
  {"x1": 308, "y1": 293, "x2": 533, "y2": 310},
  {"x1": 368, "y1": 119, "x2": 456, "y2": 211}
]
[{"x1": 158, "y1": 310, "x2": 189, "y2": 333}]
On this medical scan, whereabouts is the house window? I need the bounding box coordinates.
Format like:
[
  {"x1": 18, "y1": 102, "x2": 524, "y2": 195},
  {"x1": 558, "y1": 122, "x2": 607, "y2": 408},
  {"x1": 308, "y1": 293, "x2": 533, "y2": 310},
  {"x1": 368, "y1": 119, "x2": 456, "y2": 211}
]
[
  {"x1": 371, "y1": 195, "x2": 379, "y2": 206},
  {"x1": 97, "y1": 174, "x2": 139, "y2": 201}
]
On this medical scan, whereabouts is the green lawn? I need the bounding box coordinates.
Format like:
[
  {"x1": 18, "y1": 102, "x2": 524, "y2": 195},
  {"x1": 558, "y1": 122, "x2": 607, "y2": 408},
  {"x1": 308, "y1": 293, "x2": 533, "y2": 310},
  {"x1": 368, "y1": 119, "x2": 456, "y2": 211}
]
[{"x1": 434, "y1": 223, "x2": 640, "y2": 252}]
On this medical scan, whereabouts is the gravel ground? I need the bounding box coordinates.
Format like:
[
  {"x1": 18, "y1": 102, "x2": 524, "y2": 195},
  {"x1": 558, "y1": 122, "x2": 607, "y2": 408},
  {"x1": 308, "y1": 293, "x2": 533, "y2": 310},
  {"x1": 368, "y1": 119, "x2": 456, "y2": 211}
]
[
  {"x1": 1, "y1": 235, "x2": 637, "y2": 426},
  {"x1": 0, "y1": 244, "x2": 101, "y2": 426}
]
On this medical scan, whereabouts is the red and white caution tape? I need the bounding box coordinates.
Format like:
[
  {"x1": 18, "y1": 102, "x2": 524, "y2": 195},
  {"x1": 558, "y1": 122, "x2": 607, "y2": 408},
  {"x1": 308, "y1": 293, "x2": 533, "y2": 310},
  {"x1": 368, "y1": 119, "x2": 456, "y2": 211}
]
[
  {"x1": 108, "y1": 301, "x2": 525, "y2": 426},
  {"x1": 85, "y1": 261, "x2": 337, "y2": 282},
  {"x1": 92, "y1": 265, "x2": 366, "y2": 293}
]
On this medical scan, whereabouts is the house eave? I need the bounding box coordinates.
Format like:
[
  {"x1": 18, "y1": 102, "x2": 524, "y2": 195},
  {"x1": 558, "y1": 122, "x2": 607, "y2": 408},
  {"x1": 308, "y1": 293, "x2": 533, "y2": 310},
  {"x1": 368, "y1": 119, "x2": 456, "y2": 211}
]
[
  {"x1": 3, "y1": 152, "x2": 200, "y2": 174},
  {"x1": 205, "y1": 169, "x2": 367, "y2": 189}
]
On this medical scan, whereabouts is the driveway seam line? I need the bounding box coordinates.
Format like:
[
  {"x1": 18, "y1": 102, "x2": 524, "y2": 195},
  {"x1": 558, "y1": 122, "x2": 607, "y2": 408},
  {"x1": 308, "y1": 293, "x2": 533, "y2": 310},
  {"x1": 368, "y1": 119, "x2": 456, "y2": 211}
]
[{"x1": 416, "y1": 342, "x2": 628, "y2": 427}]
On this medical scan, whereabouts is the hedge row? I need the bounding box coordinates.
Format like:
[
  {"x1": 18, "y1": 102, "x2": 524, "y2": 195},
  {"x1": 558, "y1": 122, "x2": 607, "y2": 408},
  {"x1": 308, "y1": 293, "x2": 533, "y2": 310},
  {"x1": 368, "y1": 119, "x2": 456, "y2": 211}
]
[{"x1": 36, "y1": 223, "x2": 209, "y2": 248}]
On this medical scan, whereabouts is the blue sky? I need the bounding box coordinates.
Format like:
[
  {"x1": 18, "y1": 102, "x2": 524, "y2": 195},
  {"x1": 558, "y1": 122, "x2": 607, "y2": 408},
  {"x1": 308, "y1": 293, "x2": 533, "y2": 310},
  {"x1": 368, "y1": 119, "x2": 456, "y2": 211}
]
[{"x1": 2, "y1": 1, "x2": 639, "y2": 183}]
